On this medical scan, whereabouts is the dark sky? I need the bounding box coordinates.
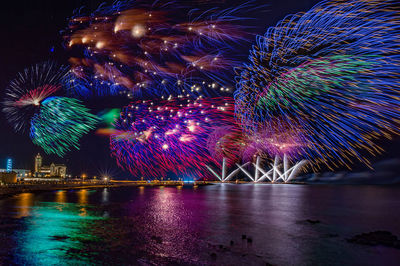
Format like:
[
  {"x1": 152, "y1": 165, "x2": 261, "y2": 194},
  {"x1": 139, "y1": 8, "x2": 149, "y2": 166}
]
[{"x1": 1, "y1": 0, "x2": 397, "y2": 177}]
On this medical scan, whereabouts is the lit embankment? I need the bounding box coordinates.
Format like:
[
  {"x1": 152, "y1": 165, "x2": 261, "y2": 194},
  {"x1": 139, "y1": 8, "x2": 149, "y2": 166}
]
[{"x1": 0, "y1": 180, "x2": 213, "y2": 199}]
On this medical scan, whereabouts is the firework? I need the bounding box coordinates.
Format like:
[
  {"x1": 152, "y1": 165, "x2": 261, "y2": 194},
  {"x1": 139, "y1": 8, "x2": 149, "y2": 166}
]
[
  {"x1": 235, "y1": 0, "x2": 400, "y2": 170},
  {"x1": 30, "y1": 97, "x2": 99, "y2": 156},
  {"x1": 2, "y1": 62, "x2": 70, "y2": 132},
  {"x1": 95, "y1": 108, "x2": 122, "y2": 136},
  {"x1": 206, "y1": 125, "x2": 245, "y2": 167},
  {"x1": 63, "y1": 1, "x2": 253, "y2": 98},
  {"x1": 236, "y1": 155, "x2": 307, "y2": 183},
  {"x1": 110, "y1": 97, "x2": 236, "y2": 179}
]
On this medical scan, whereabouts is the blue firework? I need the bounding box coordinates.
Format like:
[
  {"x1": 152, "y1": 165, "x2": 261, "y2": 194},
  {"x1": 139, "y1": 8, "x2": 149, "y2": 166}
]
[{"x1": 234, "y1": 0, "x2": 400, "y2": 170}]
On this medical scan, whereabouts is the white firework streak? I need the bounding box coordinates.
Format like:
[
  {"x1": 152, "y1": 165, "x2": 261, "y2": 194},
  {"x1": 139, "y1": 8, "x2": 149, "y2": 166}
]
[
  {"x1": 209, "y1": 154, "x2": 307, "y2": 183},
  {"x1": 206, "y1": 158, "x2": 250, "y2": 182}
]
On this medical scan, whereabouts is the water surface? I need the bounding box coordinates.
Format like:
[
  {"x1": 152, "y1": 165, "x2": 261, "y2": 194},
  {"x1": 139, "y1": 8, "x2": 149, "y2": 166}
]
[{"x1": 0, "y1": 184, "x2": 399, "y2": 265}]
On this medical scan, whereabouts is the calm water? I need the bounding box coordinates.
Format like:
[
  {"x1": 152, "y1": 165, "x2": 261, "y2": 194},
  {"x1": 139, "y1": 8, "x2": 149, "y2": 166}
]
[{"x1": 0, "y1": 184, "x2": 399, "y2": 265}]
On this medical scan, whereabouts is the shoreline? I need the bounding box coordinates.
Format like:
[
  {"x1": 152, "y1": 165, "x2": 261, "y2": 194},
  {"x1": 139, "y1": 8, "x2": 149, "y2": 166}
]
[
  {"x1": 0, "y1": 181, "x2": 212, "y2": 200},
  {"x1": 1, "y1": 180, "x2": 392, "y2": 200}
]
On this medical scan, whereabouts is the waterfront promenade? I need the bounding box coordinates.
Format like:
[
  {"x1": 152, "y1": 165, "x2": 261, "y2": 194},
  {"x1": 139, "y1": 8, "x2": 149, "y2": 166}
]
[
  {"x1": 0, "y1": 180, "x2": 214, "y2": 199},
  {"x1": 0, "y1": 179, "x2": 306, "y2": 199}
]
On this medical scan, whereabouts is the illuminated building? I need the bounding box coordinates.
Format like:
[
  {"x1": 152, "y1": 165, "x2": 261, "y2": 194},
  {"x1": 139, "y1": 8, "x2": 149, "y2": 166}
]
[
  {"x1": 6, "y1": 158, "x2": 12, "y2": 172},
  {"x1": 34, "y1": 153, "x2": 67, "y2": 178},
  {"x1": 0, "y1": 169, "x2": 30, "y2": 179},
  {"x1": 0, "y1": 172, "x2": 17, "y2": 184},
  {"x1": 35, "y1": 153, "x2": 42, "y2": 173},
  {"x1": 0, "y1": 158, "x2": 30, "y2": 179}
]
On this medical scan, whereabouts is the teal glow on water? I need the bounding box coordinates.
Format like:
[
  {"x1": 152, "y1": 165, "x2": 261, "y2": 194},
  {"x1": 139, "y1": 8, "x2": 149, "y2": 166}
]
[
  {"x1": 0, "y1": 185, "x2": 399, "y2": 265},
  {"x1": 10, "y1": 190, "x2": 103, "y2": 265}
]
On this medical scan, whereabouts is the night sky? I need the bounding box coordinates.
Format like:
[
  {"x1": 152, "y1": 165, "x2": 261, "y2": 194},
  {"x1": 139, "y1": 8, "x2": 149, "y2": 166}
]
[{"x1": 1, "y1": 0, "x2": 398, "y2": 177}]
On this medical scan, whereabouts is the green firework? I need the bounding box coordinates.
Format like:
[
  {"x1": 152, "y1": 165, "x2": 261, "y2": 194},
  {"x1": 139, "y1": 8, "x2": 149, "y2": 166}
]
[{"x1": 30, "y1": 97, "x2": 99, "y2": 156}]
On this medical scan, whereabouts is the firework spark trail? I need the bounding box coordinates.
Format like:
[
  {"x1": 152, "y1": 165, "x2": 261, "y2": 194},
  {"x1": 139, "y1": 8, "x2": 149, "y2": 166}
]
[
  {"x1": 110, "y1": 97, "x2": 236, "y2": 179},
  {"x1": 206, "y1": 125, "x2": 245, "y2": 168},
  {"x1": 2, "y1": 62, "x2": 70, "y2": 132},
  {"x1": 30, "y1": 97, "x2": 99, "y2": 157},
  {"x1": 63, "y1": 0, "x2": 254, "y2": 98},
  {"x1": 235, "y1": 0, "x2": 400, "y2": 170}
]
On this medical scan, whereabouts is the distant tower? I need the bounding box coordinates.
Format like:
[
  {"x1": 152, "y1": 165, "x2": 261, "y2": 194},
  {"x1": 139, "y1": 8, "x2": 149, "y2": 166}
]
[
  {"x1": 6, "y1": 158, "x2": 12, "y2": 173},
  {"x1": 35, "y1": 153, "x2": 42, "y2": 173},
  {"x1": 50, "y1": 163, "x2": 55, "y2": 176}
]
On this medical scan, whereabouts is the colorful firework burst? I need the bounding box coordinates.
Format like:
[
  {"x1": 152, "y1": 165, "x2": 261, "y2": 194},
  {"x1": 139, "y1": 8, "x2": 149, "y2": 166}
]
[
  {"x1": 30, "y1": 97, "x2": 99, "y2": 156},
  {"x1": 63, "y1": 0, "x2": 254, "y2": 98},
  {"x1": 2, "y1": 62, "x2": 70, "y2": 132},
  {"x1": 235, "y1": 0, "x2": 400, "y2": 170},
  {"x1": 206, "y1": 125, "x2": 245, "y2": 168},
  {"x1": 110, "y1": 97, "x2": 236, "y2": 179}
]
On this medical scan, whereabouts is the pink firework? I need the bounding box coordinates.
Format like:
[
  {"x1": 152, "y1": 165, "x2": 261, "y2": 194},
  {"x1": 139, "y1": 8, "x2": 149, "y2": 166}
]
[
  {"x1": 14, "y1": 85, "x2": 60, "y2": 107},
  {"x1": 206, "y1": 125, "x2": 245, "y2": 168},
  {"x1": 110, "y1": 97, "x2": 236, "y2": 179},
  {"x1": 242, "y1": 125, "x2": 304, "y2": 163},
  {"x1": 2, "y1": 62, "x2": 69, "y2": 132}
]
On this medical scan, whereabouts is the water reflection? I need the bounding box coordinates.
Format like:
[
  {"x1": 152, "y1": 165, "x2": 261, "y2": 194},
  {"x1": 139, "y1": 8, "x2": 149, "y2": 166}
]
[
  {"x1": 102, "y1": 188, "x2": 109, "y2": 203},
  {"x1": 13, "y1": 190, "x2": 103, "y2": 265},
  {"x1": 14, "y1": 193, "x2": 34, "y2": 218},
  {"x1": 76, "y1": 189, "x2": 89, "y2": 205},
  {"x1": 138, "y1": 186, "x2": 145, "y2": 195},
  {"x1": 152, "y1": 187, "x2": 181, "y2": 224},
  {"x1": 244, "y1": 184, "x2": 307, "y2": 265},
  {"x1": 0, "y1": 185, "x2": 398, "y2": 265},
  {"x1": 55, "y1": 190, "x2": 67, "y2": 203},
  {"x1": 142, "y1": 187, "x2": 208, "y2": 262}
]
